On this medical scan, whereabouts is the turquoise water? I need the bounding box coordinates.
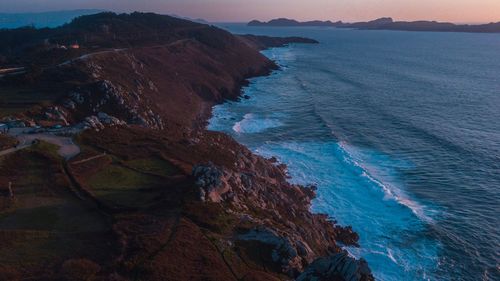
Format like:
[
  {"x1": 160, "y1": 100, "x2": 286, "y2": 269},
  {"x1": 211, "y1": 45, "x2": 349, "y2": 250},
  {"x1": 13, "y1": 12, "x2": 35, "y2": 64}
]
[{"x1": 209, "y1": 25, "x2": 500, "y2": 280}]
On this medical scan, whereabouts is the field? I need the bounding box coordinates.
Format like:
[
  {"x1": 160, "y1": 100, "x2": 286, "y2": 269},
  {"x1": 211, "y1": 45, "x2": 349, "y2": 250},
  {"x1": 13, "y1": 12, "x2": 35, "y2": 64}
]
[
  {"x1": 0, "y1": 143, "x2": 113, "y2": 276},
  {"x1": 86, "y1": 163, "x2": 164, "y2": 209}
]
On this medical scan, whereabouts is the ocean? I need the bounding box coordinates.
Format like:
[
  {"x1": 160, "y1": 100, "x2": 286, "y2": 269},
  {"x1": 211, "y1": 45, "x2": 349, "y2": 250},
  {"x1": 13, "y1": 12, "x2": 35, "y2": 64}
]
[{"x1": 209, "y1": 24, "x2": 500, "y2": 281}]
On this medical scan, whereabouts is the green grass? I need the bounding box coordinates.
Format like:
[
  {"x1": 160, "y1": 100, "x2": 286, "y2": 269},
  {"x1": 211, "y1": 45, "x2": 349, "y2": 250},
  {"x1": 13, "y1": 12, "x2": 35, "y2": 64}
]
[
  {"x1": 27, "y1": 141, "x2": 61, "y2": 160},
  {"x1": 87, "y1": 164, "x2": 163, "y2": 208},
  {"x1": 0, "y1": 205, "x2": 59, "y2": 230},
  {"x1": 94, "y1": 189, "x2": 159, "y2": 209},
  {"x1": 88, "y1": 164, "x2": 161, "y2": 190},
  {"x1": 125, "y1": 157, "x2": 179, "y2": 177},
  {"x1": 0, "y1": 148, "x2": 111, "y2": 267}
]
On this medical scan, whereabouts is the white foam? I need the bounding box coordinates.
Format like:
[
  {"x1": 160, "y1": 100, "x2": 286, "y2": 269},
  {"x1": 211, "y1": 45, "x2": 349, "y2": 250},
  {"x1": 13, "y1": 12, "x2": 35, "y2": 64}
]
[
  {"x1": 232, "y1": 113, "x2": 283, "y2": 134},
  {"x1": 337, "y1": 140, "x2": 434, "y2": 223},
  {"x1": 387, "y1": 248, "x2": 398, "y2": 264}
]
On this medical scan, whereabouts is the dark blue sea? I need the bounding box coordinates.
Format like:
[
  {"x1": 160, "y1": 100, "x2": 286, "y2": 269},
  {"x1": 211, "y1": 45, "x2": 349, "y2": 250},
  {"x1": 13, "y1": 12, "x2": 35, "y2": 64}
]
[{"x1": 209, "y1": 24, "x2": 500, "y2": 281}]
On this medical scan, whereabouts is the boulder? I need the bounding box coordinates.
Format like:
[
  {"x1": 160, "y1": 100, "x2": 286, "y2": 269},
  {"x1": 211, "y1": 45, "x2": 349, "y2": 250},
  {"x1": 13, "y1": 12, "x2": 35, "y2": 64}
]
[
  {"x1": 296, "y1": 252, "x2": 374, "y2": 281},
  {"x1": 192, "y1": 163, "x2": 231, "y2": 202},
  {"x1": 237, "y1": 226, "x2": 305, "y2": 276}
]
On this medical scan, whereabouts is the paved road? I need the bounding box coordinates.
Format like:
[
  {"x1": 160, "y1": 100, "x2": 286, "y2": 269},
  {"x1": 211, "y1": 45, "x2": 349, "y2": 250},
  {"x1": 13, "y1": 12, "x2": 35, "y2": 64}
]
[{"x1": 1, "y1": 128, "x2": 81, "y2": 160}]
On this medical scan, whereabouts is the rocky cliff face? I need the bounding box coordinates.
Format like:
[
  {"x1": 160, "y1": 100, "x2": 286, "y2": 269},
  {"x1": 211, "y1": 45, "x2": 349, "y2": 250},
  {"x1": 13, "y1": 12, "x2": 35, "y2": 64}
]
[{"x1": 0, "y1": 12, "x2": 373, "y2": 281}]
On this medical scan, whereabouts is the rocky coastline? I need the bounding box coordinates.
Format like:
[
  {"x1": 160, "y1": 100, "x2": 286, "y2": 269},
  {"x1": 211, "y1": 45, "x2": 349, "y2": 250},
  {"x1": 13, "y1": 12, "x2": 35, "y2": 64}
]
[{"x1": 0, "y1": 12, "x2": 373, "y2": 281}]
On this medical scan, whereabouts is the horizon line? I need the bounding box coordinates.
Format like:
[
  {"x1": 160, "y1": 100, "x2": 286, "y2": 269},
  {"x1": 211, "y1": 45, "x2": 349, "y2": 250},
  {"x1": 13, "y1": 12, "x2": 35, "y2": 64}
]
[{"x1": 0, "y1": 9, "x2": 497, "y2": 25}]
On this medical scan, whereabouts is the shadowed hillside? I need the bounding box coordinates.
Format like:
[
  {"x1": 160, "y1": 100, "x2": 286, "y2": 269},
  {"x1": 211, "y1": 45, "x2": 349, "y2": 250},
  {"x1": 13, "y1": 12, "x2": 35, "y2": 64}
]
[{"x1": 0, "y1": 12, "x2": 373, "y2": 281}]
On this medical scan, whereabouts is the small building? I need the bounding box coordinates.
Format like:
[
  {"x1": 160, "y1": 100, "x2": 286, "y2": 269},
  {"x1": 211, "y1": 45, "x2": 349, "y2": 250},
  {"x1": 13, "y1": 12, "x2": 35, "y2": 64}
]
[{"x1": 69, "y1": 42, "x2": 80, "y2": 49}]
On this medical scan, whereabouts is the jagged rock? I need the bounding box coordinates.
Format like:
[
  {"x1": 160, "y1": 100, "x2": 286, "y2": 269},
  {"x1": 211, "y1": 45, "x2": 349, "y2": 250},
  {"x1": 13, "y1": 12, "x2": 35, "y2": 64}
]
[
  {"x1": 296, "y1": 252, "x2": 374, "y2": 281},
  {"x1": 69, "y1": 91, "x2": 85, "y2": 104},
  {"x1": 61, "y1": 79, "x2": 164, "y2": 130},
  {"x1": 97, "y1": 112, "x2": 126, "y2": 126},
  {"x1": 237, "y1": 226, "x2": 305, "y2": 276},
  {"x1": 83, "y1": 113, "x2": 126, "y2": 131},
  {"x1": 42, "y1": 106, "x2": 69, "y2": 126},
  {"x1": 192, "y1": 163, "x2": 231, "y2": 202},
  {"x1": 83, "y1": 116, "x2": 105, "y2": 131}
]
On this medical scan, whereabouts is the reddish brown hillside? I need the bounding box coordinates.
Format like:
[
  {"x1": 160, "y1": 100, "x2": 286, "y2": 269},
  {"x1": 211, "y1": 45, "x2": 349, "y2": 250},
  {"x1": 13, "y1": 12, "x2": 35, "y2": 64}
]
[{"x1": 0, "y1": 12, "x2": 373, "y2": 281}]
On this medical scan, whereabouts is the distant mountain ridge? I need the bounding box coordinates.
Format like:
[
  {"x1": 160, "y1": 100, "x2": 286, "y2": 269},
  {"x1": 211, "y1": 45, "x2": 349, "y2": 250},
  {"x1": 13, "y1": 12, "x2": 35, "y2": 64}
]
[
  {"x1": 248, "y1": 18, "x2": 342, "y2": 27},
  {"x1": 248, "y1": 17, "x2": 500, "y2": 33},
  {"x1": 0, "y1": 9, "x2": 104, "y2": 29}
]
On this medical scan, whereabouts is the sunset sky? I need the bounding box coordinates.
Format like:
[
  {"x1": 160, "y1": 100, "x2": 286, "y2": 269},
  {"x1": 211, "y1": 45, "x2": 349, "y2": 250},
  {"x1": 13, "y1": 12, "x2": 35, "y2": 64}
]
[{"x1": 1, "y1": 0, "x2": 499, "y2": 23}]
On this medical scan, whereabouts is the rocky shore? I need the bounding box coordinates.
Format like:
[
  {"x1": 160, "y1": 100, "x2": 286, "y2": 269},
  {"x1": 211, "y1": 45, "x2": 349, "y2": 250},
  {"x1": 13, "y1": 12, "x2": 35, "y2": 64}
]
[{"x1": 0, "y1": 12, "x2": 373, "y2": 281}]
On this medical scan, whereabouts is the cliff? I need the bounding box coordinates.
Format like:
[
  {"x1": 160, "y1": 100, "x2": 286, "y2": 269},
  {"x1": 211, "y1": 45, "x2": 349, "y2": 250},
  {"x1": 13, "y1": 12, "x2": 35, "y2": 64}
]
[{"x1": 0, "y1": 12, "x2": 373, "y2": 281}]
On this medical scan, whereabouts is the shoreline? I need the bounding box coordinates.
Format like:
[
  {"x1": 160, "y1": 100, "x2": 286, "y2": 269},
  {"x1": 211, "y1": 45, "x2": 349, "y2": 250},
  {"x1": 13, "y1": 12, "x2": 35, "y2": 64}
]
[
  {"x1": 207, "y1": 42, "x2": 439, "y2": 280},
  {"x1": 0, "y1": 13, "x2": 374, "y2": 280}
]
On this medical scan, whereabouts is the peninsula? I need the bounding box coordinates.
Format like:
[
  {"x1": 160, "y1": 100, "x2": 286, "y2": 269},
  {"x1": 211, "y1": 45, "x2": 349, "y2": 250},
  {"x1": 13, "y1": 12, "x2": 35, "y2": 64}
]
[{"x1": 0, "y1": 12, "x2": 373, "y2": 281}]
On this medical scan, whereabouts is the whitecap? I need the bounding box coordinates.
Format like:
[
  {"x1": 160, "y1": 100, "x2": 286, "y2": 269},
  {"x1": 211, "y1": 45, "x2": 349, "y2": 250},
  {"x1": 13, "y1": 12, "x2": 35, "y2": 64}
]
[
  {"x1": 232, "y1": 113, "x2": 283, "y2": 134},
  {"x1": 337, "y1": 140, "x2": 435, "y2": 223}
]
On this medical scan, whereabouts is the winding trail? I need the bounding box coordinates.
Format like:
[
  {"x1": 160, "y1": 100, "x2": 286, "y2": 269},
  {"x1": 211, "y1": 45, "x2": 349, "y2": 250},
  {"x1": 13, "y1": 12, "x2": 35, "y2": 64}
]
[{"x1": 57, "y1": 48, "x2": 127, "y2": 67}]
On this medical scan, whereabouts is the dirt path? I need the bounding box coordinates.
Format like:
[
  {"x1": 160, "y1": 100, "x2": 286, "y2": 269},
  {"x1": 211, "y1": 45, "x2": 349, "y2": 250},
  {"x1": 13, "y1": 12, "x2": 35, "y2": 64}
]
[
  {"x1": 0, "y1": 144, "x2": 31, "y2": 157},
  {"x1": 57, "y1": 49, "x2": 127, "y2": 67},
  {"x1": 18, "y1": 133, "x2": 81, "y2": 159},
  {"x1": 0, "y1": 129, "x2": 81, "y2": 160}
]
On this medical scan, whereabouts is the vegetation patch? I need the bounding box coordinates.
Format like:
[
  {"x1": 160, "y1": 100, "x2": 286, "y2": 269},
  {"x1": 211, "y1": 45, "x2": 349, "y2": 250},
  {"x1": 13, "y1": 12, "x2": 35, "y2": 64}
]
[
  {"x1": 124, "y1": 157, "x2": 180, "y2": 177},
  {"x1": 182, "y1": 202, "x2": 236, "y2": 234},
  {"x1": 86, "y1": 164, "x2": 164, "y2": 208},
  {"x1": 27, "y1": 141, "x2": 61, "y2": 160},
  {"x1": 0, "y1": 147, "x2": 112, "y2": 271},
  {"x1": 93, "y1": 189, "x2": 159, "y2": 209},
  {"x1": 87, "y1": 164, "x2": 161, "y2": 190}
]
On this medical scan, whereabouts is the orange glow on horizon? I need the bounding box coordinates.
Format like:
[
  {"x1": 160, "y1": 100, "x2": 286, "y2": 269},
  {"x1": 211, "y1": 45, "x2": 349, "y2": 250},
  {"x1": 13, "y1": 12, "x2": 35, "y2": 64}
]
[{"x1": 0, "y1": 0, "x2": 499, "y2": 24}]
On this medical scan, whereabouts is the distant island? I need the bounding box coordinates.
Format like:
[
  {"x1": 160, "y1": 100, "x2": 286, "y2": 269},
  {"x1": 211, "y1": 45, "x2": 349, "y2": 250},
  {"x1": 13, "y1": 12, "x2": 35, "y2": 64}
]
[
  {"x1": 248, "y1": 17, "x2": 500, "y2": 33},
  {"x1": 248, "y1": 18, "x2": 342, "y2": 27}
]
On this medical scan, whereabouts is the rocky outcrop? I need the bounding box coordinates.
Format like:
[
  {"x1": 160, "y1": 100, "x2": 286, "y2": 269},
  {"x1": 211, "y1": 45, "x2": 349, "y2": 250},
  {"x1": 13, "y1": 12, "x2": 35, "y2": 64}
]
[
  {"x1": 297, "y1": 252, "x2": 374, "y2": 281},
  {"x1": 82, "y1": 112, "x2": 126, "y2": 131},
  {"x1": 192, "y1": 163, "x2": 228, "y2": 202},
  {"x1": 60, "y1": 80, "x2": 164, "y2": 130},
  {"x1": 40, "y1": 106, "x2": 70, "y2": 126},
  {"x1": 237, "y1": 226, "x2": 304, "y2": 276},
  {"x1": 0, "y1": 12, "x2": 374, "y2": 281}
]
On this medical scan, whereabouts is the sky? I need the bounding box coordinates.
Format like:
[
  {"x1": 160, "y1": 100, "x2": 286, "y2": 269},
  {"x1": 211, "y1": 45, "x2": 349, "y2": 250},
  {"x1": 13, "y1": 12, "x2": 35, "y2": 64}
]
[{"x1": 0, "y1": 0, "x2": 499, "y2": 23}]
